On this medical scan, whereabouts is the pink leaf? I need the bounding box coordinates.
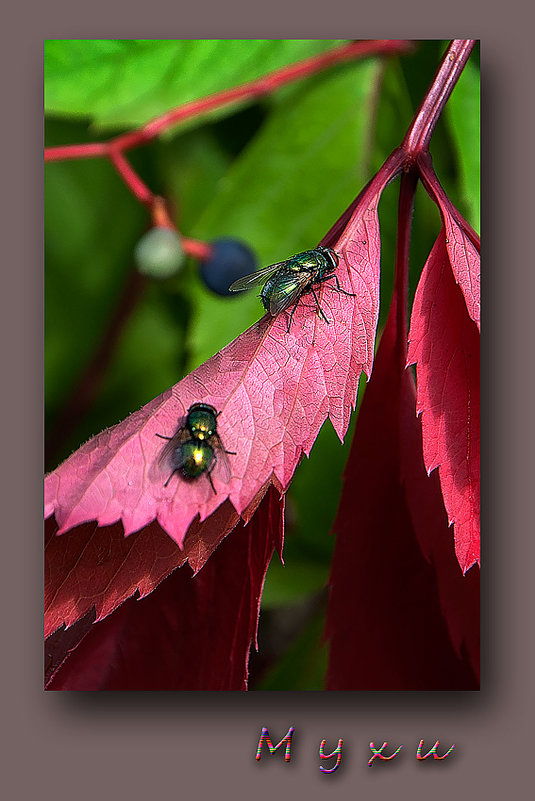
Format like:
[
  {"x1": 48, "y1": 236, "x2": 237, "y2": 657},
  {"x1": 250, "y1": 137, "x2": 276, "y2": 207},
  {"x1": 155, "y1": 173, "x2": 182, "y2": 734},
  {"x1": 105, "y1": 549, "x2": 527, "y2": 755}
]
[
  {"x1": 45, "y1": 189, "x2": 386, "y2": 552},
  {"x1": 44, "y1": 155, "x2": 400, "y2": 673},
  {"x1": 326, "y1": 307, "x2": 479, "y2": 689},
  {"x1": 407, "y1": 232, "x2": 480, "y2": 573}
]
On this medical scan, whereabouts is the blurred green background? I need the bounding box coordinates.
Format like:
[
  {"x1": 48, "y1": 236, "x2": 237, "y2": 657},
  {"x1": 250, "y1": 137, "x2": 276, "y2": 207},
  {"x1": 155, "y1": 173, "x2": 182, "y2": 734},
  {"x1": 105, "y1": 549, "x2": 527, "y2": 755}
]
[{"x1": 45, "y1": 39, "x2": 480, "y2": 689}]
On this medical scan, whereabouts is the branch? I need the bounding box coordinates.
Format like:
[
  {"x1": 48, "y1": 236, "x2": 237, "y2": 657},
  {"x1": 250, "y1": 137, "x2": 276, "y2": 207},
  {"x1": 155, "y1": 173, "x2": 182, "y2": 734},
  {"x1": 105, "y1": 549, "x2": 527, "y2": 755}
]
[
  {"x1": 45, "y1": 40, "x2": 413, "y2": 163},
  {"x1": 402, "y1": 39, "x2": 476, "y2": 155}
]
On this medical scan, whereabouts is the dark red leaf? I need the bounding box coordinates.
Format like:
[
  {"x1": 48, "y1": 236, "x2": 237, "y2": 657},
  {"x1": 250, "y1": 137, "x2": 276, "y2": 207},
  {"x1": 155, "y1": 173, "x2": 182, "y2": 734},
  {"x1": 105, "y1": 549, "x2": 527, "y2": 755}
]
[
  {"x1": 325, "y1": 304, "x2": 479, "y2": 690},
  {"x1": 45, "y1": 499, "x2": 241, "y2": 639},
  {"x1": 46, "y1": 487, "x2": 283, "y2": 690}
]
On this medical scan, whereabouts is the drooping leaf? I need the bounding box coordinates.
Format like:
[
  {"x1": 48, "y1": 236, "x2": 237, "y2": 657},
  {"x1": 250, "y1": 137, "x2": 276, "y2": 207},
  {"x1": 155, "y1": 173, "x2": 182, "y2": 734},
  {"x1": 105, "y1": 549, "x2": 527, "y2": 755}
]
[
  {"x1": 326, "y1": 305, "x2": 479, "y2": 690},
  {"x1": 399, "y1": 344, "x2": 480, "y2": 680},
  {"x1": 44, "y1": 170, "x2": 392, "y2": 651},
  {"x1": 418, "y1": 152, "x2": 480, "y2": 329},
  {"x1": 46, "y1": 488, "x2": 283, "y2": 690},
  {"x1": 407, "y1": 232, "x2": 480, "y2": 573}
]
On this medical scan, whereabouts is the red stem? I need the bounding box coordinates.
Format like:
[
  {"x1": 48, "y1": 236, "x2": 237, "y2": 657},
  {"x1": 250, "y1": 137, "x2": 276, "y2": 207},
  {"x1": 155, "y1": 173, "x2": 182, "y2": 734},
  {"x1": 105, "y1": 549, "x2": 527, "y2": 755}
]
[
  {"x1": 182, "y1": 237, "x2": 212, "y2": 261},
  {"x1": 108, "y1": 148, "x2": 154, "y2": 205},
  {"x1": 402, "y1": 39, "x2": 476, "y2": 155},
  {"x1": 393, "y1": 169, "x2": 418, "y2": 358},
  {"x1": 150, "y1": 197, "x2": 213, "y2": 259},
  {"x1": 45, "y1": 142, "x2": 108, "y2": 161}
]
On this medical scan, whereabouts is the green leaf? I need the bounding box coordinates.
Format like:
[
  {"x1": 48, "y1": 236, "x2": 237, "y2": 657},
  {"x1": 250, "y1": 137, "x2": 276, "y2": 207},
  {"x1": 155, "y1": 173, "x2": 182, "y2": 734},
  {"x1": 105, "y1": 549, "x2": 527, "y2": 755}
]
[
  {"x1": 45, "y1": 40, "x2": 344, "y2": 130},
  {"x1": 445, "y1": 58, "x2": 480, "y2": 232},
  {"x1": 186, "y1": 57, "x2": 385, "y2": 371}
]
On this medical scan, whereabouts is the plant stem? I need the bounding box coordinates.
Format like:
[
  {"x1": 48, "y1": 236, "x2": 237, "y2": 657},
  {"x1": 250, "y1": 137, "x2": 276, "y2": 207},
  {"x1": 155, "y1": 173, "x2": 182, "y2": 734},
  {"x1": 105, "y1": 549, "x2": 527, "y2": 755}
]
[
  {"x1": 402, "y1": 39, "x2": 476, "y2": 155},
  {"x1": 150, "y1": 197, "x2": 213, "y2": 259},
  {"x1": 45, "y1": 142, "x2": 108, "y2": 161},
  {"x1": 108, "y1": 148, "x2": 154, "y2": 205},
  {"x1": 393, "y1": 169, "x2": 418, "y2": 361}
]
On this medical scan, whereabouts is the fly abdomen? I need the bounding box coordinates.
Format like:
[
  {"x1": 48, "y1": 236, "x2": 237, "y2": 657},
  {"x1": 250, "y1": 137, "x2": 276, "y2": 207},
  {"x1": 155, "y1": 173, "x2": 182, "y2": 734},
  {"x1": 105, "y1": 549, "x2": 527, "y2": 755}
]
[{"x1": 179, "y1": 440, "x2": 215, "y2": 479}]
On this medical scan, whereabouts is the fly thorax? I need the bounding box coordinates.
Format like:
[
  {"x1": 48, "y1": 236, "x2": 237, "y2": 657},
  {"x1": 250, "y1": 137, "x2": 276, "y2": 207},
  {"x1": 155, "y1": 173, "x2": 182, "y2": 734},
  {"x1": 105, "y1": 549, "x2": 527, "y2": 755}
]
[{"x1": 187, "y1": 407, "x2": 216, "y2": 439}]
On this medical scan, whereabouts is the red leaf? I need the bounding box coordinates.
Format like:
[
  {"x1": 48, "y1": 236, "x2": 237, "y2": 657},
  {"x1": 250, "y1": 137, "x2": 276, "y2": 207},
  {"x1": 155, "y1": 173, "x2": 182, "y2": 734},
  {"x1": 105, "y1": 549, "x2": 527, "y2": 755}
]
[
  {"x1": 46, "y1": 487, "x2": 283, "y2": 690},
  {"x1": 407, "y1": 233, "x2": 480, "y2": 573},
  {"x1": 418, "y1": 152, "x2": 480, "y2": 329},
  {"x1": 399, "y1": 352, "x2": 480, "y2": 680},
  {"x1": 443, "y1": 215, "x2": 480, "y2": 329},
  {"x1": 325, "y1": 307, "x2": 479, "y2": 690}
]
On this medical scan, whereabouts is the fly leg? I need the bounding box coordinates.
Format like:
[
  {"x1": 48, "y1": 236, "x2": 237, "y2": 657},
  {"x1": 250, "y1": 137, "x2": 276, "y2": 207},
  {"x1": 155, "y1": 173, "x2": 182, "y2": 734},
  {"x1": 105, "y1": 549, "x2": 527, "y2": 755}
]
[
  {"x1": 286, "y1": 297, "x2": 303, "y2": 332},
  {"x1": 326, "y1": 274, "x2": 356, "y2": 297},
  {"x1": 164, "y1": 469, "x2": 176, "y2": 488},
  {"x1": 206, "y1": 464, "x2": 217, "y2": 494},
  {"x1": 310, "y1": 285, "x2": 330, "y2": 324}
]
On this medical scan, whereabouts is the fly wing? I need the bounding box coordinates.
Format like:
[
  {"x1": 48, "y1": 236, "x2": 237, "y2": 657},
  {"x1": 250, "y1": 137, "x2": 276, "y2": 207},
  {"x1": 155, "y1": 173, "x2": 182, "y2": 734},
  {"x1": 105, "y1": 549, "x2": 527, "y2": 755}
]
[
  {"x1": 268, "y1": 270, "x2": 310, "y2": 315},
  {"x1": 156, "y1": 426, "x2": 190, "y2": 469},
  {"x1": 228, "y1": 262, "x2": 287, "y2": 292},
  {"x1": 210, "y1": 434, "x2": 233, "y2": 483}
]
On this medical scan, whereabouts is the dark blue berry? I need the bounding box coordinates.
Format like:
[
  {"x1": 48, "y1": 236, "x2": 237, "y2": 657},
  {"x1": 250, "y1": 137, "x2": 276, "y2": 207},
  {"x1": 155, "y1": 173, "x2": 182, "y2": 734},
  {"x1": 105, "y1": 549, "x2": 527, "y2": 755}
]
[{"x1": 200, "y1": 238, "x2": 257, "y2": 296}]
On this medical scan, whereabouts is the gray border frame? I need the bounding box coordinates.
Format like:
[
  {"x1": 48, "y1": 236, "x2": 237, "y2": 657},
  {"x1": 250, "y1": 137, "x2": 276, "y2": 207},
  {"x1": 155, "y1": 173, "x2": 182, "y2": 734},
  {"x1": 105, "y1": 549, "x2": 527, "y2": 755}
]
[{"x1": 5, "y1": 8, "x2": 532, "y2": 800}]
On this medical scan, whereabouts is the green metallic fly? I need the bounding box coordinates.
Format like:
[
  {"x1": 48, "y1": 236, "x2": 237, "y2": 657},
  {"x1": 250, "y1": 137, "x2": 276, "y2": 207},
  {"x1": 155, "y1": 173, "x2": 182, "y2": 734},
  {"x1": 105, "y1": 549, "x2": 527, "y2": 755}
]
[
  {"x1": 229, "y1": 246, "x2": 354, "y2": 331},
  {"x1": 156, "y1": 403, "x2": 235, "y2": 494}
]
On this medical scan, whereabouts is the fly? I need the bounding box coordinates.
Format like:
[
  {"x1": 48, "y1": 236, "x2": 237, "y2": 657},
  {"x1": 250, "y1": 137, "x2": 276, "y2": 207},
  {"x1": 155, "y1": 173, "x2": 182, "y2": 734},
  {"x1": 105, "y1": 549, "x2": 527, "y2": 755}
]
[
  {"x1": 229, "y1": 246, "x2": 354, "y2": 331},
  {"x1": 155, "y1": 403, "x2": 235, "y2": 494}
]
